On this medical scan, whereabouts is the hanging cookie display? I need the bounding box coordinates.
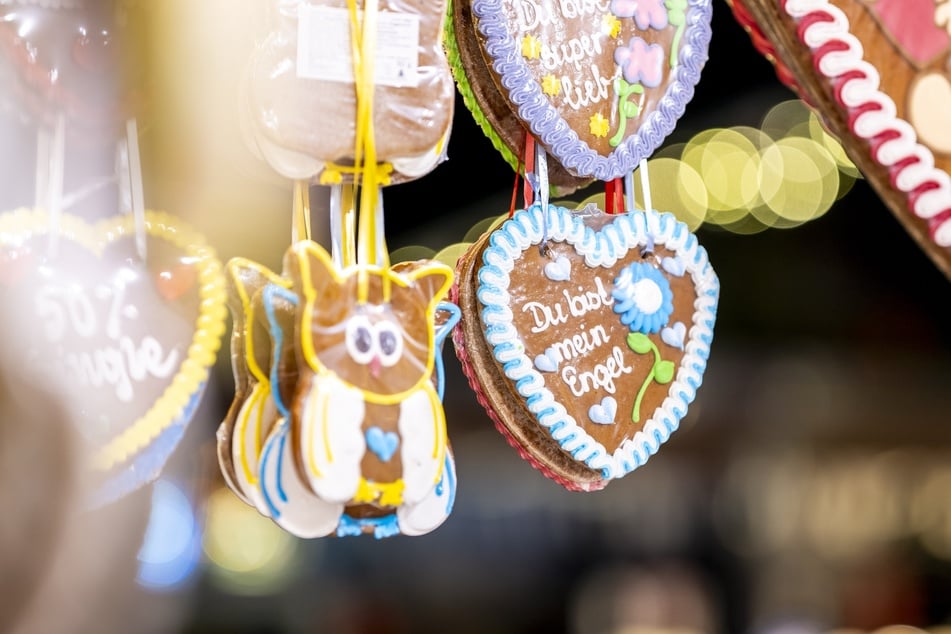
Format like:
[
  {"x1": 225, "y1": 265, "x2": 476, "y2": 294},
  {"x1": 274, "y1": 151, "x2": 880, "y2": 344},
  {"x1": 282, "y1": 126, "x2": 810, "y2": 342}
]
[
  {"x1": 728, "y1": 0, "x2": 951, "y2": 278},
  {"x1": 453, "y1": 198, "x2": 718, "y2": 491},
  {"x1": 467, "y1": 0, "x2": 712, "y2": 180},
  {"x1": 445, "y1": 0, "x2": 593, "y2": 193},
  {"x1": 217, "y1": 184, "x2": 460, "y2": 538},
  {"x1": 243, "y1": 0, "x2": 454, "y2": 183}
]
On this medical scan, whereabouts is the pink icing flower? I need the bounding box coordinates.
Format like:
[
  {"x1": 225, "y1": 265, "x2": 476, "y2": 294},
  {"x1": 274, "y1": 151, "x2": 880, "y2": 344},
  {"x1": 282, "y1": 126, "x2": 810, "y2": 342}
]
[
  {"x1": 614, "y1": 37, "x2": 664, "y2": 87},
  {"x1": 609, "y1": 0, "x2": 669, "y2": 30}
]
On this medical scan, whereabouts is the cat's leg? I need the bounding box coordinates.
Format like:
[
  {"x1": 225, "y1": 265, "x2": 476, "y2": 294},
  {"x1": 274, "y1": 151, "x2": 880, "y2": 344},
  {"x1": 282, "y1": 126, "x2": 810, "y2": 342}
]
[
  {"x1": 397, "y1": 450, "x2": 456, "y2": 536},
  {"x1": 260, "y1": 420, "x2": 343, "y2": 538}
]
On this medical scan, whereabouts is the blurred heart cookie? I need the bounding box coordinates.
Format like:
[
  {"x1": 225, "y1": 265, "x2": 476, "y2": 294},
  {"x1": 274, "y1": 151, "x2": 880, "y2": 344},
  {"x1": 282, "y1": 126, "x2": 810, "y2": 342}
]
[{"x1": 728, "y1": 0, "x2": 951, "y2": 277}]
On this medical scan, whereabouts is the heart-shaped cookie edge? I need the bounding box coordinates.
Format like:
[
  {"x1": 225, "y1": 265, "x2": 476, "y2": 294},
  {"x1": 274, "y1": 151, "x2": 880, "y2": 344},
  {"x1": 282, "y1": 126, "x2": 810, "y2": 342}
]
[
  {"x1": 472, "y1": 0, "x2": 713, "y2": 181},
  {"x1": 475, "y1": 204, "x2": 718, "y2": 480},
  {"x1": 0, "y1": 208, "x2": 228, "y2": 474},
  {"x1": 728, "y1": 0, "x2": 951, "y2": 278}
]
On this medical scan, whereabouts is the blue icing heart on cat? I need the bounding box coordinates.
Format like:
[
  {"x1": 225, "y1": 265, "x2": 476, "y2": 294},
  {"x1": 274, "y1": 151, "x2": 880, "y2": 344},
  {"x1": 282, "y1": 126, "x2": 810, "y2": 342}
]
[
  {"x1": 661, "y1": 321, "x2": 686, "y2": 350},
  {"x1": 366, "y1": 426, "x2": 400, "y2": 462},
  {"x1": 588, "y1": 397, "x2": 617, "y2": 425},
  {"x1": 543, "y1": 255, "x2": 571, "y2": 281}
]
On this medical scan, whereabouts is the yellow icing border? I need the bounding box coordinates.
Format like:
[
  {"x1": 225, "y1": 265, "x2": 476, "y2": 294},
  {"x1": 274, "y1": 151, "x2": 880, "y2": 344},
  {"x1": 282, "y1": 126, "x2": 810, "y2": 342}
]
[
  {"x1": 294, "y1": 240, "x2": 453, "y2": 406},
  {"x1": 0, "y1": 208, "x2": 228, "y2": 471}
]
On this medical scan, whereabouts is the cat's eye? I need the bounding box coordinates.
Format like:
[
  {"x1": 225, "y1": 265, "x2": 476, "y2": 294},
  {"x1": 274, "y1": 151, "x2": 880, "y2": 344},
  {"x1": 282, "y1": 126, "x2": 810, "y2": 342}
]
[
  {"x1": 376, "y1": 322, "x2": 403, "y2": 367},
  {"x1": 345, "y1": 316, "x2": 375, "y2": 365}
]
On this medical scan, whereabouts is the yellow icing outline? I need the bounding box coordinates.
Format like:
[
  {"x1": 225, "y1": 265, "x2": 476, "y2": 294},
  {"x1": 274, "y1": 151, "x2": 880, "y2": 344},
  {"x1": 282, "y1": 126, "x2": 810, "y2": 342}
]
[
  {"x1": 0, "y1": 208, "x2": 228, "y2": 471},
  {"x1": 234, "y1": 382, "x2": 271, "y2": 484},
  {"x1": 293, "y1": 240, "x2": 453, "y2": 406},
  {"x1": 226, "y1": 258, "x2": 290, "y2": 386}
]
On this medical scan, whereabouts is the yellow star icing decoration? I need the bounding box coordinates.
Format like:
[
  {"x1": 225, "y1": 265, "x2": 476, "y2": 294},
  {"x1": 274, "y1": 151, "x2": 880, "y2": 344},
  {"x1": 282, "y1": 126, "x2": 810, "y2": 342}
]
[
  {"x1": 589, "y1": 113, "x2": 610, "y2": 138},
  {"x1": 542, "y1": 74, "x2": 561, "y2": 97},
  {"x1": 602, "y1": 13, "x2": 622, "y2": 38},
  {"x1": 521, "y1": 34, "x2": 542, "y2": 59}
]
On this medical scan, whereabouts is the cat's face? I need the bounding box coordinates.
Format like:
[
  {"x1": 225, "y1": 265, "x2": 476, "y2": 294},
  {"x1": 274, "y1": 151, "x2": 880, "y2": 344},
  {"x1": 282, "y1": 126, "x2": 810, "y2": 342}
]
[{"x1": 290, "y1": 243, "x2": 452, "y2": 399}]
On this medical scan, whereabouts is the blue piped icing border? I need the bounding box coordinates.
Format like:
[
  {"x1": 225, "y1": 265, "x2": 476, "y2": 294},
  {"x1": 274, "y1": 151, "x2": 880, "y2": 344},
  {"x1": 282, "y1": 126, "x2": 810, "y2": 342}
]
[
  {"x1": 476, "y1": 204, "x2": 719, "y2": 479},
  {"x1": 472, "y1": 0, "x2": 712, "y2": 181}
]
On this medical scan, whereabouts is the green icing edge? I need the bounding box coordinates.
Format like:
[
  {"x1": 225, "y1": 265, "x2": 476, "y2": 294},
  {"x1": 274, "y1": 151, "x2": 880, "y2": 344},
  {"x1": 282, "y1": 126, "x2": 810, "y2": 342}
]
[{"x1": 444, "y1": 0, "x2": 522, "y2": 174}]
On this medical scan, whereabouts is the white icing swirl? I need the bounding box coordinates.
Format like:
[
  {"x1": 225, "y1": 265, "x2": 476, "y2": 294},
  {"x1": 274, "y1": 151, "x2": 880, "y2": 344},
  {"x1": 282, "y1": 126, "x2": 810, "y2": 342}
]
[{"x1": 784, "y1": 0, "x2": 951, "y2": 245}]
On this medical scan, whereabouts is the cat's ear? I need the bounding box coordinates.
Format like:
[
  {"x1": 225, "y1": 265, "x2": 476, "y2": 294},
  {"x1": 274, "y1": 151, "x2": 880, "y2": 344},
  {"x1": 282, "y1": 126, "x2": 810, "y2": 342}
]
[
  {"x1": 285, "y1": 241, "x2": 339, "y2": 300},
  {"x1": 226, "y1": 258, "x2": 284, "y2": 325},
  {"x1": 404, "y1": 262, "x2": 453, "y2": 310}
]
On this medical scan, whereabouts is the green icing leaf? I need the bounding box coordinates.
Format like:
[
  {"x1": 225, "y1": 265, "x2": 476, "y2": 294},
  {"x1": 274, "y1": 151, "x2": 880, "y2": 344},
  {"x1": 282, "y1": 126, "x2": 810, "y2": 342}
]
[
  {"x1": 627, "y1": 332, "x2": 652, "y2": 354},
  {"x1": 655, "y1": 360, "x2": 676, "y2": 384}
]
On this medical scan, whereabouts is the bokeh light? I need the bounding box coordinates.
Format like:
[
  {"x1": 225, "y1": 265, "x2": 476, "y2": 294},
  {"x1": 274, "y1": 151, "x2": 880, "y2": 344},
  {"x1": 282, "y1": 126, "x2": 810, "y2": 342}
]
[
  {"x1": 202, "y1": 487, "x2": 299, "y2": 596},
  {"x1": 136, "y1": 479, "x2": 201, "y2": 591},
  {"x1": 402, "y1": 99, "x2": 862, "y2": 265}
]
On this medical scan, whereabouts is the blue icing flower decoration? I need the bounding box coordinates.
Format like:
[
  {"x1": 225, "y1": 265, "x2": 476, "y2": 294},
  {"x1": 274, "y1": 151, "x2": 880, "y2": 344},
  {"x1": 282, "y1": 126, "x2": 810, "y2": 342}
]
[{"x1": 612, "y1": 262, "x2": 674, "y2": 334}]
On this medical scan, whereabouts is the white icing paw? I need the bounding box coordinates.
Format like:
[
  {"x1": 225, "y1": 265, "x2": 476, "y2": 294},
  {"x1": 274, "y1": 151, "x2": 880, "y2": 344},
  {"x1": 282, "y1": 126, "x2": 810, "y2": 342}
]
[{"x1": 397, "y1": 452, "x2": 457, "y2": 536}]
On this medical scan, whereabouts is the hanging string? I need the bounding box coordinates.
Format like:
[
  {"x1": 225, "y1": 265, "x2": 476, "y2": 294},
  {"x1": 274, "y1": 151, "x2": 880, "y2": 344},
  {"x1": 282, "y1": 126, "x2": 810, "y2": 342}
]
[
  {"x1": 508, "y1": 139, "x2": 525, "y2": 218},
  {"x1": 624, "y1": 170, "x2": 635, "y2": 212},
  {"x1": 535, "y1": 141, "x2": 550, "y2": 251},
  {"x1": 346, "y1": 0, "x2": 390, "y2": 303},
  {"x1": 35, "y1": 128, "x2": 50, "y2": 213},
  {"x1": 126, "y1": 119, "x2": 147, "y2": 261},
  {"x1": 639, "y1": 158, "x2": 652, "y2": 212},
  {"x1": 605, "y1": 178, "x2": 624, "y2": 215},
  {"x1": 292, "y1": 180, "x2": 311, "y2": 244},
  {"x1": 45, "y1": 114, "x2": 66, "y2": 258},
  {"x1": 522, "y1": 134, "x2": 535, "y2": 209}
]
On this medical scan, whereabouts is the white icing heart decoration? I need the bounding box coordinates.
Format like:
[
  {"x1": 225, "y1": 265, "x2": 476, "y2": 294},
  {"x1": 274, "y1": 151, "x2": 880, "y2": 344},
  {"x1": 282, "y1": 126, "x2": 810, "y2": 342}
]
[{"x1": 543, "y1": 255, "x2": 572, "y2": 281}]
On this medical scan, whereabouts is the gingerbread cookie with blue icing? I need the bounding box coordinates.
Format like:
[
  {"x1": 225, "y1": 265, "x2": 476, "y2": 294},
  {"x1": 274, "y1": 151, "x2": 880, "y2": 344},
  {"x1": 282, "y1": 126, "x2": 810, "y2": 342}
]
[{"x1": 453, "y1": 203, "x2": 718, "y2": 490}]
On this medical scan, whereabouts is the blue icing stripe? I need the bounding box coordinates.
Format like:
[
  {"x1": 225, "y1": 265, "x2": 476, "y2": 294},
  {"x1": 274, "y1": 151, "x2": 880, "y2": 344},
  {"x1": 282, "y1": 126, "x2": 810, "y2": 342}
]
[
  {"x1": 262, "y1": 284, "x2": 299, "y2": 418},
  {"x1": 337, "y1": 513, "x2": 401, "y2": 540}
]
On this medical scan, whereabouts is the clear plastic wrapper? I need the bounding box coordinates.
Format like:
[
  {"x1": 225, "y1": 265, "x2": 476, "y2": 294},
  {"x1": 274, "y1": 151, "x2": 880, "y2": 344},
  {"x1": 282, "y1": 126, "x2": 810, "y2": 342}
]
[{"x1": 244, "y1": 0, "x2": 455, "y2": 183}]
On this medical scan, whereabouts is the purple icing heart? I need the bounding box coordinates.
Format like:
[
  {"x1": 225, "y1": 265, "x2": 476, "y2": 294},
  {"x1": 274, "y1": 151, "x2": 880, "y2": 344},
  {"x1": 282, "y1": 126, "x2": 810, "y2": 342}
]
[{"x1": 472, "y1": 0, "x2": 712, "y2": 180}]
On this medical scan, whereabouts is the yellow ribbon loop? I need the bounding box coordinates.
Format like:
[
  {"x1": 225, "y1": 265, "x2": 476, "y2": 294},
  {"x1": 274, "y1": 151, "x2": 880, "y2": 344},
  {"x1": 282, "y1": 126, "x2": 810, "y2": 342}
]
[{"x1": 292, "y1": 180, "x2": 311, "y2": 243}]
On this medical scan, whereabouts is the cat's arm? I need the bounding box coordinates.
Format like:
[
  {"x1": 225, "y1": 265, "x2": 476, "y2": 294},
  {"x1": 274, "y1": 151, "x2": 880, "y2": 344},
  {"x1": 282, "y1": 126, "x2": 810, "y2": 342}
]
[
  {"x1": 398, "y1": 384, "x2": 447, "y2": 504},
  {"x1": 297, "y1": 375, "x2": 367, "y2": 503}
]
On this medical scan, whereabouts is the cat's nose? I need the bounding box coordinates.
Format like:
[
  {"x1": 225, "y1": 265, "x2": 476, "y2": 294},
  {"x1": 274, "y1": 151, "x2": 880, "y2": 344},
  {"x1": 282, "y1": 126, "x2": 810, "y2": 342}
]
[{"x1": 369, "y1": 356, "x2": 383, "y2": 378}]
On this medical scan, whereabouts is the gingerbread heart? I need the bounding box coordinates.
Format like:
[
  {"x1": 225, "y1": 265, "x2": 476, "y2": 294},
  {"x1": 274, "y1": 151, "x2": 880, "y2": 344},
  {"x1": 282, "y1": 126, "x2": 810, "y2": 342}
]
[
  {"x1": 453, "y1": 204, "x2": 718, "y2": 490},
  {"x1": 0, "y1": 208, "x2": 227, "y2": 505},
  {"x1": 728, "y1": 0, "x2": 951, "y2": 278},
  {"x1": 470, "y1": 0, "x2": 712, "y2": 180},
  {"x1": 445, "y1": 0, "x2": 594, "y2": 194}
]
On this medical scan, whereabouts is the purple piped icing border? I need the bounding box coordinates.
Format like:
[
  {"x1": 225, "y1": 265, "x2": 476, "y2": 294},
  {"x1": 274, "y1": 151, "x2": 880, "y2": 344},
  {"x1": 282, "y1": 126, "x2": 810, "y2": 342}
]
[{"x1": 473, "y1": 0, "x2": 713, "y2": 181}]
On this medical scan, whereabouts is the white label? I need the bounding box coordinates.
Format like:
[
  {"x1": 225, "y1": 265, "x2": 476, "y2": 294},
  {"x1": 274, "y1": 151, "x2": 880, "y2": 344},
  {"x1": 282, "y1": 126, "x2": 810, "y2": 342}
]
[{"x1": 297, "y1": 5, "x2": 420, "y2": 88}]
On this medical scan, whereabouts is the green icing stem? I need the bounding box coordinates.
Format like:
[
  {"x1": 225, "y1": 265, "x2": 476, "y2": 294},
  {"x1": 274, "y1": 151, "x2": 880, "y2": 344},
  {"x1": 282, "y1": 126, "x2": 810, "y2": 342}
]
[
  {"x1": 609, "y1": 80, "x2": 643, "y2": 148},
  {"x1": 670, "y1": 22, "x2": 685, "y2": 68},
  {"x1": 628, "y1": 334, "x2": 675, "y2": 423}
]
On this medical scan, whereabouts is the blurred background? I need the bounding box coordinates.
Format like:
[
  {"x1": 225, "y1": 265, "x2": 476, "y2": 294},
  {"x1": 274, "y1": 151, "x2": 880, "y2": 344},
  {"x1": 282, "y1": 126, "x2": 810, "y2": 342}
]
[{"x1": 0, "y1": 0, "x2": 949, "y2": 633}]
